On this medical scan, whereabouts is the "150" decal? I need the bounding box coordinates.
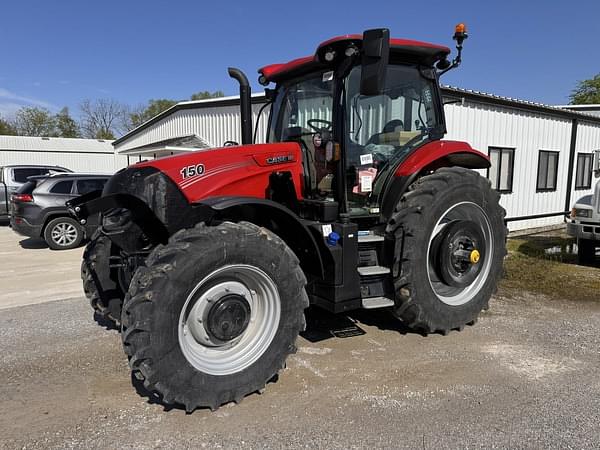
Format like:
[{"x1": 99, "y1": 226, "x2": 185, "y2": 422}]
[{"x1": 180, "y1": 164, "x2": 205, "y2": 179}]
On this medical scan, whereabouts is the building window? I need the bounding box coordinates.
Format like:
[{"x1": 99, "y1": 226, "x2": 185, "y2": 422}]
[
  {"x1": 575, "y1": 153, "x2": 593, "y2": 190},
  {"x1": 536, "y1": 150, "x2": 559, "y2": 192},
  {"x1": 487, "y1": 147, "x2": 514, "y2": 193}
]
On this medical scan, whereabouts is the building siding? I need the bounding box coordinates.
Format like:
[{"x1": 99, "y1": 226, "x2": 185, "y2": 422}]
[
  {"x1": 0, "y1": 136, "x2": 128, "y2": 174},
  {"x1": 116, "y1": 103, "x2": 270, "y2": 152},
  {"x1": 444, "y1": 101, "x2": 577, "y2": 230}
]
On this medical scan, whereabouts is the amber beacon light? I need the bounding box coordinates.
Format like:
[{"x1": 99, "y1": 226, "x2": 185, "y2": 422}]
[{"x1": 453, "y1": 23, "x2": 468, "y2": 45}]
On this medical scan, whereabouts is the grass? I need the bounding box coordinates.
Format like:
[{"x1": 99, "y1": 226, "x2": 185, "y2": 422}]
[{"x1": 500, "y1": 233, "x2": 600, "y2": 303}]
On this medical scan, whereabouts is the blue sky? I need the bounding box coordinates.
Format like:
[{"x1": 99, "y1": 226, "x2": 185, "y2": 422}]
[{"x1": 1, "y1": 0, "x2": 598, "y2": 120}]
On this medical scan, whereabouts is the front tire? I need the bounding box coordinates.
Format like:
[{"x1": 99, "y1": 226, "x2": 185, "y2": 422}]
[
  {"x1": 121, "y1": 221, "x2": 308, "y2": 412},
  {"x1": 386, "y1": 167, "x2": 507, "y2": 334},
  {"x1": 44, "y1": 216, "x2": 83, "y2": 250},
  {"x1": 81, "y1": 230, "x2": 126, "y2": 325}
]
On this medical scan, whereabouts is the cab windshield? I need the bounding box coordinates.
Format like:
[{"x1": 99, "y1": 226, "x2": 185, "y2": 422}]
[
  {"x1": 344, "y1": 64, "x2": 442, "y2": 214},
  {"x1": 268, "y1": 72, "x2": 334, "y2": 195}
]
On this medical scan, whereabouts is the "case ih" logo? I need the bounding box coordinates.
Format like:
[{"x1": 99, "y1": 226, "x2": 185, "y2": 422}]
[{"x1": 266, "y1": 154, "x2": 294, "y2": 165}]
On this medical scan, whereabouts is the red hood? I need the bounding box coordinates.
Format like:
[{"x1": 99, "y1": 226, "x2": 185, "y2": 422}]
[{"x1": 135, "y1": 142, "x2": 304, "y2": 203}]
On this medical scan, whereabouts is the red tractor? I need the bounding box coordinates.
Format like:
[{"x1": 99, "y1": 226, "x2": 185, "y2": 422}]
[{"x1": 71, "y1": 25, "x2": 506, "y2": 412}]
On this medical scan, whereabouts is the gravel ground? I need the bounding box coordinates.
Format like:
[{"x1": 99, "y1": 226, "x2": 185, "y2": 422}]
[
  {"x1": 1, "y1": 292, "x2": 599, "y2": 449},
  {"x1": 1, "y1": 226, "x2": 600, "y2": 449}
]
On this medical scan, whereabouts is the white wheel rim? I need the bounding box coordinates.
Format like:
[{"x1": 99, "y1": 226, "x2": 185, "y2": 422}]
[
  {"x1": 51, "y1": 222, "x2": 78, "y2": 246},
  {"x1": 426, "y1": 201, "x2": 494, "y2": 306},
  {"x1": 178, "y1": 264, "x2": 281, "y2": 376}
]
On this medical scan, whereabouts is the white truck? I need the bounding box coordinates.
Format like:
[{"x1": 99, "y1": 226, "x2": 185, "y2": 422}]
[{"x1": 567, "y1": 150, "x2": 600, "y2": 263}]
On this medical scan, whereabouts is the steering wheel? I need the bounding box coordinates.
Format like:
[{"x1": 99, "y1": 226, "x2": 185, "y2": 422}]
[{"x1": 307, "y1": 119, "x2": 333, "y2": 133}]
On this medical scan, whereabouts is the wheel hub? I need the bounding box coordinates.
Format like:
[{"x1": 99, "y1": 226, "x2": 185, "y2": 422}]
[
  {"x1": 51, "y1": 223, "x2": 77, "y2": 245},
  {"x1": 178, "y1": 265, "x2": 281, "y2": 376},
  {"x1": 432, "y1": 220, "x2": 486, "y2": 288},
  {"x1": 206, "y1": 295, "x2": 251, "y2": 341}
]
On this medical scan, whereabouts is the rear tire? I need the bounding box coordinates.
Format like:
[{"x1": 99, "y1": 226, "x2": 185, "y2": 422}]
[
  {"x1": 82, "y1": 230, "x2": 125, "y2": 325},
  {"x1": 386, "y1": 167, "x2": 507, "y2": 334},
  {"x1": 44, "y1": 216, "x2": 83, "y2": 250},
  {"x1": 121, "y1": 221, "x2": 308, "y2": 412},
  {"x1": 577, "y1": 238, "x2": 596, "y2": 264}
]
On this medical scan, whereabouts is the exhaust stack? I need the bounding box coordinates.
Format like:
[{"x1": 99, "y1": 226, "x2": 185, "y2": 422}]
[{"x1": 228, "y1": 67, "x2": 253, "y2": 145}]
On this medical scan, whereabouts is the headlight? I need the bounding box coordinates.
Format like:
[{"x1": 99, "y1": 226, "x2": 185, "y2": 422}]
[{"x1": 573, "y1": 208, "x2": 592, "y2": 218}]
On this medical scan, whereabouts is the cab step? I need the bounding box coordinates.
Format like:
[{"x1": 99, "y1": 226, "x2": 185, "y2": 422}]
[
  {"x1": 357, "y1": 265, "x2": 390, "y2": 276},
  {"x1": 361, "y1": 296, "x2": 395, "y2": 309},
  {"x1": 357, "y1": 233, "x2": 385, "y2": 244}
]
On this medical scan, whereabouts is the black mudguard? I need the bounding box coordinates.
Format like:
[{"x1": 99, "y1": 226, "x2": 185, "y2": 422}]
[{"x1": 68, "y1": 166, "x2": 325, "y2": 279}]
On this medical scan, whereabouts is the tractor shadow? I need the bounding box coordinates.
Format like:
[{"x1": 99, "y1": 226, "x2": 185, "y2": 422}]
[
  {"x1": 130, "y1": 371, "x2": 281, "y2": 414},
  {"x1": 301, "y1": 306, "x2": 421, "y2": 343},
  {"x1": 131, "y1": 374, "x2": 179, "y2": 412}
]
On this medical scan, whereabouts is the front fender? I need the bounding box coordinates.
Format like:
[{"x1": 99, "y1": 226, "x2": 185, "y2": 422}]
[
  {"x1": 68, "y1": 192, "x2": 170, "y2": 245},
  {"x1": 197, "y1": 196, "x2": 325, "y2": 279}
]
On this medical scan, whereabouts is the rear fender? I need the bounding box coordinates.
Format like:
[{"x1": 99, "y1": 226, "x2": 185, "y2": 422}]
[
  {"x1": 395, "y1": 140, "x2": 490, "y2": 177},
  {"x1": 381, "y1": 140, "x2": 490, "y2": 221}
]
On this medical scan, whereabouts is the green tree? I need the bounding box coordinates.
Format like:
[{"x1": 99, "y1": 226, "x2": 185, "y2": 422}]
[
  {"x1": 569, "y1": 73, "x2": 600, "y2": 104},
  {"x1": 55, "y1": 107, "x2": 80, "y2": 138},
  {"x1": 127, "y1": 98, "x2": 178, "y2": 130},
  {"x1": 0, "y1": 116, "x2": 17, "y2": 135},
  {"x1": 190, "y1": 90, "x2": 224, "y2": 101},
  {"x1": 13, "y1": 107, "x2": 57, "y2": 136}
]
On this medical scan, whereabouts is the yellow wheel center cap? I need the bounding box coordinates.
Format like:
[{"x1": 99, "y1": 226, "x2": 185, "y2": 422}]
[{"x1": 470, "y1": 249, "x2": 481, "y2": 264}]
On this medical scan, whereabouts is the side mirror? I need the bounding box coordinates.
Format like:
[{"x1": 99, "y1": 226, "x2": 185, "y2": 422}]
[
  {"x1": 360, "y1": 28, "x2": 390, "y2": 96},
  {"x1": 593, "y1": 149, "x2": 600, "y2": 178}
]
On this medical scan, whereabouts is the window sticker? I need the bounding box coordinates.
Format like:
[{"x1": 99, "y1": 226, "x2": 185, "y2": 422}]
[
  {"x1": 360, "y1": 175, "x2": 373, "y2": 192},
  {"x1": 359, "y1": 153, "x2": 373, "y2": 165}
]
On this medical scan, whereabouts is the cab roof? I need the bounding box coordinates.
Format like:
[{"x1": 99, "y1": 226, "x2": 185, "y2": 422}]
[{"x1": 258, "y1": 34, "x2": 451, "y2": 84}]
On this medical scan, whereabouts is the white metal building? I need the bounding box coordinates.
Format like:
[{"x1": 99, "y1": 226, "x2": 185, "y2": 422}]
[
  {"x1": 0, "y1": 135, "x2": 128, "y2": 174},
  {"x1": 113, "y1": 89, "x2": 600, "y2": 231},
  {"x1": 559, "y1": 104, "x2": 600, "y2": 118}
]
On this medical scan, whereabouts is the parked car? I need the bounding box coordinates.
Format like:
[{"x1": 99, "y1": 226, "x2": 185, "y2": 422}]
[
  {"x1": 1, "y1": 164, "x2": 72, "y2": 221},
  {"x1": 10, "y1": 173, "x2": 110, "y2": 249}
]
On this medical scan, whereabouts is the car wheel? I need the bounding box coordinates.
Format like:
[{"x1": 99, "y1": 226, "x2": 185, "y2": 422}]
[{"x1": 44, "y1": 217, "x2": 84, "y2": 250}]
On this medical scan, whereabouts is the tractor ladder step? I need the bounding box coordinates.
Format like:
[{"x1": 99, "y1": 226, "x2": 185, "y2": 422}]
[
  {"x1": 357, "y1": 233, "x2": 385, "y2": 244},
  {"x1": 361, "y1": 296, "x2": 395, "y2": 309},
  {"x1": 357, "y1": 265, "x2": 390, "y2": 276}
]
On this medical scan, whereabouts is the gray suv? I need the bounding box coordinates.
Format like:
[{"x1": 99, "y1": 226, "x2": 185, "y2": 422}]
[
  {"x1": 10, "y1": 173, "x2": 110, "y2": 249},
  {"x1": 1, "y1": 164, "x2": 72, "y2": 220}
]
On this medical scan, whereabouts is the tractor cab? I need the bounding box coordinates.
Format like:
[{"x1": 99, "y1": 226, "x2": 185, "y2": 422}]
[{"x1": 258, "y1": 31, "x2": 455, "y2": 220}]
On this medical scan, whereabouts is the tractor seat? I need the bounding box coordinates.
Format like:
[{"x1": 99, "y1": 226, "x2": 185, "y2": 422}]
[{"x1": 367, "y1": 119, "x2": 404, "y2": 145}]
